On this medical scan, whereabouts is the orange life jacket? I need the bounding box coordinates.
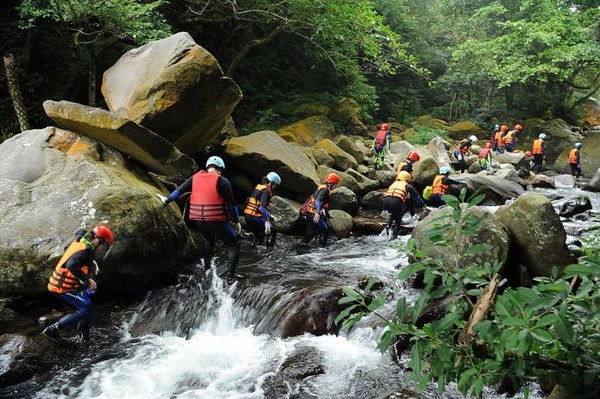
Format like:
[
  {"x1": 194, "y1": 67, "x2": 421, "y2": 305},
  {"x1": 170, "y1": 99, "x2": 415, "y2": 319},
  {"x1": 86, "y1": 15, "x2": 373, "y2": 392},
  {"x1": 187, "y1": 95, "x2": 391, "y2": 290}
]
[
  {"x1": 375, "y1": 129, "x2": 388, "y2": 147},
  {"x1": 504, "y1": 131, "x2": 515, "y2": 144},
  {"x1": 568, "y1": 149, "x2": 579, "y2": 164},
  {"x1": 244, "y1": 184, "x2": 271, "y2": 218},
  {"x1": 384, "y1": 180, "x2": 409, "y2": 201},
  {"x1": 189, "y1": 171, "x2": 228, "y2": 221},
  {"x1": 494, "y1": 132, "x2": 505, "y2": 146},
  {"x1": 532, "y1": 139, "x2": 544, "y2": 155},
  {"x1": 431, "y1": 174, "x2": 449, "y2": 195},
  {"x1": 47, "y1": 241, "x2": 90, "y2": 294},
  {"x1": 305, "y1": 184, "x2": 330, "y2": 214}
]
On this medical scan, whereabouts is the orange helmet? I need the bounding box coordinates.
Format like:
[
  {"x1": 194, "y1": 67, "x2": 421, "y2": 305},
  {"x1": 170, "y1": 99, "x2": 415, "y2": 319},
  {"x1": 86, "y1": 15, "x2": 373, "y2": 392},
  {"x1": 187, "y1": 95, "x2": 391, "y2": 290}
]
[
  {"x1": 325, "y1": 173, "x2": 341, "y2": 184},
  {"x1": 525, "y1": 151, "x2": 532, "y2": 157},
  {"x1": 501, "y1": 125, "x2": 509, "y2": 132},
  {"x1": 380, "y1": 123, "x2": 389, "y2": 130},
  {"x1": 408, "y1": 151, "x2": 420, "y2": 162},
  {"x1": 93, "y1": 224, "x2": 114, "y2": 245},
  {"x1": 514, "y1": 124, "x2": 523, "y2": 131}
]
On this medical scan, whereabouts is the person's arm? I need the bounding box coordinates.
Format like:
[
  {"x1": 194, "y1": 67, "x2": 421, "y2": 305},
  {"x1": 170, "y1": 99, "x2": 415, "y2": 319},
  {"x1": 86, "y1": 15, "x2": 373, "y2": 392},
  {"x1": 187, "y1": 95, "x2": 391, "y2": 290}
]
[
  {"x1": 443, "y1": 176, "x2": 462, "y2": 186},
  {"x1": 407, "y1": 185, "x2": 424, "y2": 212},
  {"x1": 218, "y1": 177, "x2": 240, "y2": 223},
  {"x1": 64, "y1": 249, "x2": 93, "y2": 288},
  {"x1": 576, "y1": 151, "x2": 580, "y2": 165},
  {"x1": 164, "y1": 177, "x2": 193, "y2": 204},
  {"x1": 313, "y1": 188, "x2": 328, "y2": 214},
  {"x1": 258, "y1": 189, "x2": 271, "y2": 221}
]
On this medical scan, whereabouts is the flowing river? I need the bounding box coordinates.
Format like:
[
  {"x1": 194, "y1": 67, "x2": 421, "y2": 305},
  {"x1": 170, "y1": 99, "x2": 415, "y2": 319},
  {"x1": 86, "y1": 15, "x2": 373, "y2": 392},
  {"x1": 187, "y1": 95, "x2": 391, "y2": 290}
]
[{"x1": 3, "y1": 186, "x2": 599, "y2": 399}]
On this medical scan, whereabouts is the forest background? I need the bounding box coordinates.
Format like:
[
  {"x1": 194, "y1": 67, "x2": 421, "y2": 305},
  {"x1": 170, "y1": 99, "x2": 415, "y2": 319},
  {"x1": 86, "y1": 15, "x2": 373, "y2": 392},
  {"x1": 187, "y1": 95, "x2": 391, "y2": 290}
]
[{"x1": 1, "y1": 0, "x2": 599, "y2": 142}]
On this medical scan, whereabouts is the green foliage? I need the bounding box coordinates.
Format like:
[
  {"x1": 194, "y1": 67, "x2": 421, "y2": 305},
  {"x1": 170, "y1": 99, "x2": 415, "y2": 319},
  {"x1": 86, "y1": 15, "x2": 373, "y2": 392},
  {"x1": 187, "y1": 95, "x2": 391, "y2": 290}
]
[
  {"x1": 337, "y1": 191, "x2": 600, "y2": 397},
  {"x1": 407, "y1": 126, "x2": 447, "y2": 145}
]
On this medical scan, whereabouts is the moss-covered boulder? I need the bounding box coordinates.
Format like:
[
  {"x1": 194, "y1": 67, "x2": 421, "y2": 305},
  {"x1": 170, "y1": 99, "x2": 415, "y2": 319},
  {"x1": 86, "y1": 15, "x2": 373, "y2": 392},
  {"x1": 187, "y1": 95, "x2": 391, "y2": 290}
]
[{"x1": 277, "y1": 116, "x2": 336, "y2": 146}]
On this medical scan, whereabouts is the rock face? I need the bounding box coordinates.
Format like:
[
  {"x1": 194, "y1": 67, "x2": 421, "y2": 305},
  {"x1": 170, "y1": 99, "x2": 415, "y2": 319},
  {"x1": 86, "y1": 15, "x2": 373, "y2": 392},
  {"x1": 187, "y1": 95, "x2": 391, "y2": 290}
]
[
  {"x1": 224, "y1": 131, "x2": 320, "y2": 197},
  {"x1": 0, "y1": 128, "x2": 196, "y2": 298},
  {"x1": 43, "y1": 100, "x2": 197, "y2": 178},
  {"x1": 101, "y1": 32, "x2": 242, "y2": 155},
  {"x1": 495, "y1": 192, "x2": 577, "y2": 277}
]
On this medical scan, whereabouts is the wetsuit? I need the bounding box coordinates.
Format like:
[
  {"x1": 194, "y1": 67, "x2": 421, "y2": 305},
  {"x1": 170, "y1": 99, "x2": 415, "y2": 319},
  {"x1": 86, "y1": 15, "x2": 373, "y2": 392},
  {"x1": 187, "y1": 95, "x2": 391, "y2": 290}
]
[{"x1": 303, "y1": 184, "x2": 332, "y2": 247}]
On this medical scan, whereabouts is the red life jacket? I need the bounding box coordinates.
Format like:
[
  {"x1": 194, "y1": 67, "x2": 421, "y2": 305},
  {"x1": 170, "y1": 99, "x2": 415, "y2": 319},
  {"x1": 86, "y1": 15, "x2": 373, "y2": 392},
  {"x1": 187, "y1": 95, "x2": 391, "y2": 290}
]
[
  {"x1": 479, "y1": 147, "x2": 491, "y2": 159},
  {"x1": 189, "y1": 171, "x2": 228, "y2": 221},
  {"x1": 568, "y1": 149, "x2": 579, "y2": 164},
  {"x1": 48, "y1": 241, "x2": 90, "y2": 294},
  {"x1": 432, "y1": 174, "x2": 449, "y2": 195},
  {"x1": 244, "y1": 184, "x2": 271, "y2": 217},
  {"x1": 385, "y1": 180, "x2": 409, "y2": 201},
  {"x1": 532, "y1": 139, "x2": 544, "y2": 155},
  {"x1": 375, "y1": 129, "x2": 388, "y2": 147}
]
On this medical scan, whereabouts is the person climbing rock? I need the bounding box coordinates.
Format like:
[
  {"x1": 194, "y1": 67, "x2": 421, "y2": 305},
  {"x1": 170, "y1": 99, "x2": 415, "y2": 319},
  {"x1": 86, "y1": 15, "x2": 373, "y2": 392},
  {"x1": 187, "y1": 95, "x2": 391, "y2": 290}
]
[
  {"x1": 372, "y1": 123, "x2": 392, "y2": 170},
  {"x1": 382, "y1": 171, "x2": 424, "y2": 238},
  {"x1": 163, "y1": 156, "x2": 241, "y2": 285},
  {"x1": 43, "y1": 224, "x2": 114, "y2": 344},
  {"x1": 244, "y1": 171, "x2": 281, "y2": 248}
]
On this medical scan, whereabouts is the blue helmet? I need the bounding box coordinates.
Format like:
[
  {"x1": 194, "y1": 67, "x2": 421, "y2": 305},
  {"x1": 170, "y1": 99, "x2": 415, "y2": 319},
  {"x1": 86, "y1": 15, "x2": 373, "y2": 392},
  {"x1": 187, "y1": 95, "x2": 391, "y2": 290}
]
[
  {"x1": 439, "y1": 166, "x2": 451, "y2": 174},
  {"x1": 266, "y1": 171, "x2": 281, "y2": 185},
  {"x1": 206, "y1": 156, "x2": 225, "y2": 170}
]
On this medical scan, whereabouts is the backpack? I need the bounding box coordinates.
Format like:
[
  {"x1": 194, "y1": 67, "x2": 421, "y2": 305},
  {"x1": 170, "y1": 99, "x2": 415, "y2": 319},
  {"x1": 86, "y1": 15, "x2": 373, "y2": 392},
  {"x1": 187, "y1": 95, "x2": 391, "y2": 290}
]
[{"x1": 422, "y1": 185, "x2": 433, "y2": 200}]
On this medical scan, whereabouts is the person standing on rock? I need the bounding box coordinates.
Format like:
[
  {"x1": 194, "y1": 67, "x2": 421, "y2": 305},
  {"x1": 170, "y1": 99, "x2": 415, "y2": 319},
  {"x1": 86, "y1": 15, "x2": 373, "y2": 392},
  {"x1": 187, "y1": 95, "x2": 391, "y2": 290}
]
[
  {"x1": 478, "y1": 142, "x2": 493, "y2": 172},
  {"x1": 382, "y1": 171, "x2": 424, "y2": 239},
  {"x1": 568, "y1": 142, "x2": 583, "y2": 178},
  {"x1": 429, "y1": 166, "x2": 463, "y2": 207},
  {"x1": 243, "y1": 172, "x2": 281, "y2": 248},
  {"x1": 504, "y1": 124, "x2": 522, "y2": 152},
  {"x1": 531, "y1": 133, "x2": 547, "y2": 174},
  {"x1": 372, "y1": 123, "x2": 392, "y2": 170},
  {"x1": 300, "y1": 172, "x2": 341, "y2": 247},
  {"x1": 395, "y1": 151, "x2": 420, "y2": 181},
  {"x1": 163, "y1": 156, "x2": 242, "y2": 285},
  {"x1": 43, "y1": 224, "x2": 114, "y2": 344}
]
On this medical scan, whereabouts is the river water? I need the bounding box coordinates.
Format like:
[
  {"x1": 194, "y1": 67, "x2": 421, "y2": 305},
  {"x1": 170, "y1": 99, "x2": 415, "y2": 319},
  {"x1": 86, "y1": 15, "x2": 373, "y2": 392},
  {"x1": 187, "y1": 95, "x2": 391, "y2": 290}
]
[{"x1": 6, "y1": 186, "x2": 600, "y2": 399}]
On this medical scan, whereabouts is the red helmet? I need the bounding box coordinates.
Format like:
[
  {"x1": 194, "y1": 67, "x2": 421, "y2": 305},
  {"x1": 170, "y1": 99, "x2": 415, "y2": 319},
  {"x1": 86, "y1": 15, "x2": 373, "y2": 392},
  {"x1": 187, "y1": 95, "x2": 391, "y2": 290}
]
[
  {"x1": 485, "y1": 142, "x2": 492, "y2": 148},
  {"x1": 325, "y1": 173, "x2": 341, "y2": 184},
  {"x1": 380, "y1": 123, "x2": 389, "y2": 130},
  {"x1": 501, "y1": 125, "x2": 509, "y2": 132},
  {"x1": 408, "y1": 151, "x2": 420, "y2": 162},
  {"x1": 514, "y1": 124, "x2": 523, "y2": 131},
  {"x1": 93, "y1": 224, "x2": 114, "y2": 245}
]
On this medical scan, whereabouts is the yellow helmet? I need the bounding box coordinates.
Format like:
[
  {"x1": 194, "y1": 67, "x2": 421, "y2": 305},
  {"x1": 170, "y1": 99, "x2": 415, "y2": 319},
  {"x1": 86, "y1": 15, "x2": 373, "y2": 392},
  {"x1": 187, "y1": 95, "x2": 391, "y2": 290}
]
[{"x1": 397, "y1": 171, "x2": 411, "y2": 181}]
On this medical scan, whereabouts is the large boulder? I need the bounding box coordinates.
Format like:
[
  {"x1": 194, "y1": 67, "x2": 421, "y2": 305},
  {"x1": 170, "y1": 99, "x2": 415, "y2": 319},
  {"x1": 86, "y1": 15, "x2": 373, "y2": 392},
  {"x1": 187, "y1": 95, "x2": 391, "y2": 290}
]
[
  {"x1": 446, "y1": 120, "x2": 484, "y2": 141},
  {"x1": 101, "y1": 32, "x2": 242, "y2": 155},
  {"x1": 328, "y1": 210, "x2": 353, "y2": 238},
  {"x1": 459, "y1": 174, "x2": 525, "y2": 205},
  {"x1": 412, "y1": 206, "x2": 510, "y2": 271},
  {"x1": 224, "y1": 131, "x2": 320, "y2": 197},
  {"x1": 314, "y1": 139, "x2": 359, "y2": 171},
  {"x1": 277, "y1": 116, "x2": 336, "y2": 146},
  {"x1": 43, "y1": 100, "x2": 197, "y2": 178},
  {"x1": 270, "y1": 196, "x2": 303, "y2": 234},
  {"x1": 327, "y1": 98, "x2": 367, "y2": 135},
  {"x1": 333, "y1": 135, "x2": 365, "y2": 164},
  {"x1": 329, "y1": 187, "x2": 359, "y2": 216},
  {"x1": 495, "y1": 192, "x2": 577, "y2": 278},
  {"x1": 0, "y1": 128, "x2": 196, "y2": 298},
  {"x1": 555, "y1": 131, "x2": 600, "y2": 177}
]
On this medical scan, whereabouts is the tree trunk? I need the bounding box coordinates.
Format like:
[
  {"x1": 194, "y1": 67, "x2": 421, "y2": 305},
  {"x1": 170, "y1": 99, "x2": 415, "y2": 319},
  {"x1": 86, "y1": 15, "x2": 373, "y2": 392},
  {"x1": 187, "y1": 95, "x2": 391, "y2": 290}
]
[
  {"x1": 3, "y1": 53, "x2": 30, "y2": 132},
  {"x1": 226, "y1": 25, "x2": 284, "y2": 77},
  {"x1": 88, "y1": 47, "x2": 96, "y2": 106}
]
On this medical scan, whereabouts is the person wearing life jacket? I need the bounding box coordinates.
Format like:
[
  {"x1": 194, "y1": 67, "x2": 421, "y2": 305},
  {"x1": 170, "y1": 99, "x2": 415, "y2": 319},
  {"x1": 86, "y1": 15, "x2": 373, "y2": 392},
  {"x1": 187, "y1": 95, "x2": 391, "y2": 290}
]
[
  {"x1": 382, "y1": 171, "x2": 425, "y2": 239},
  {"x1": 489, "y1": 124, "x2": 500, "y2": 150},
  {"x1": 395, "y1": 151, "x2": 420, "y2": 181},
  {"x1": 531, "y1": 133, "x2": 547, "y2": 174},
  {"x1": 478, "y1": 142, "x2": 493, "y2": 171},
  {"x1": 43, "y1": 224, "x2": 114, "y2": 344},
  {"x1": 568, "y1": 142, "x2": 583, "y2": 178},
  {"x1": 163, "y1": 156, "x2": 241, "y2": 284},
  {"x1": 504, "y1": 124, "x2": 522, "y2": 152},
  {"x1": 301, "y1": 172, "x2": 341, "y2": 247},
  {"x1": 372, "y1": 123, "x2": 392, "y2": 169},
  {"x1": 429, "y1": 166, "x2": 463, "y2": 207},
  {"x1": 453, "y1": 135, "x2": 478, "y2": 173},
  {"x1": 495, "y1": 125, "x2": 508, "y2": 154},
  {"x1": 244, "y1": 171, "x2": 281, "y2": 248}
]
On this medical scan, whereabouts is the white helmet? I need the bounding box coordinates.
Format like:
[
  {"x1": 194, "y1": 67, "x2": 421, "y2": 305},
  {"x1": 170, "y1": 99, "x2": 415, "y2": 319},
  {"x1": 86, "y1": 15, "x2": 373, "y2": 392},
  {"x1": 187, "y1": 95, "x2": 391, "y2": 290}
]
[
  {"x1": 469, "y1": 135, "x2": 478, "y2": 142},
  {"x1": 206, "y1": 156, "x2": 225, "y2": 170},
  {"x1": 538, "y1": 133, "x2": 547, "y2": 140},
  {"x1": 575, "y1": 142, "x2": 582, "y2": 149},
  {"x1": 266, "y1": 171, "x2": 281, "y2": 185}
]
